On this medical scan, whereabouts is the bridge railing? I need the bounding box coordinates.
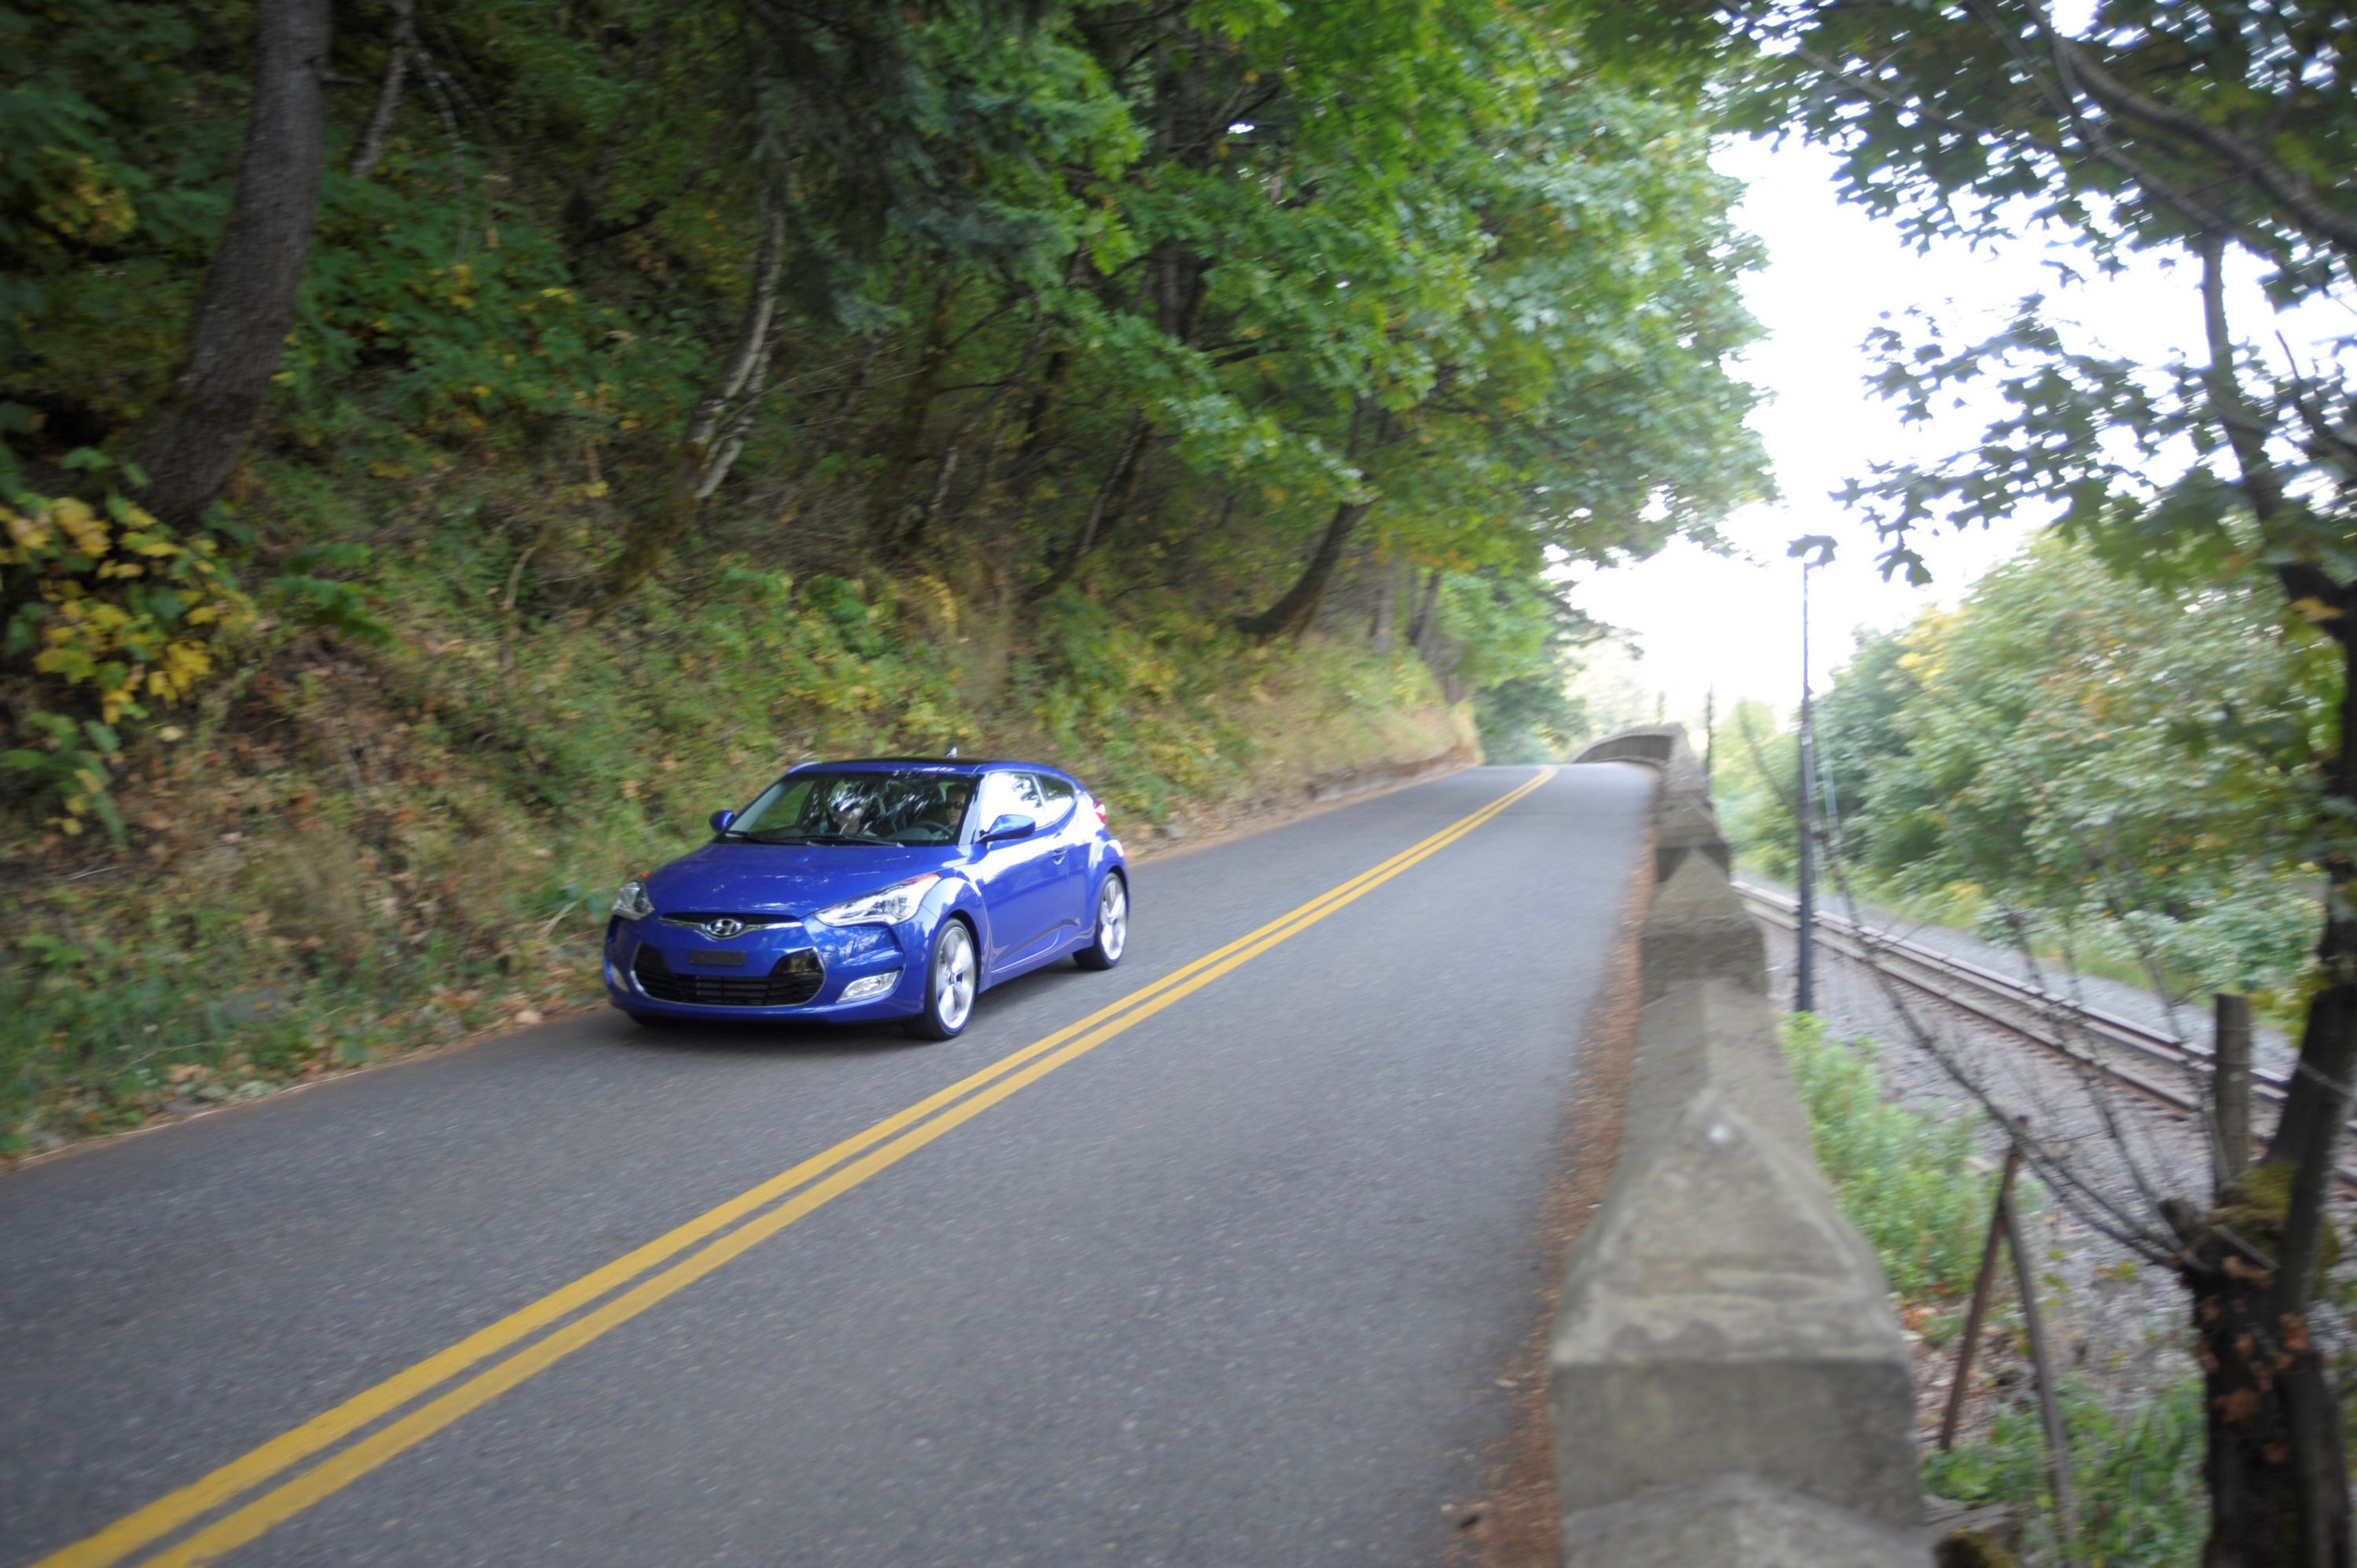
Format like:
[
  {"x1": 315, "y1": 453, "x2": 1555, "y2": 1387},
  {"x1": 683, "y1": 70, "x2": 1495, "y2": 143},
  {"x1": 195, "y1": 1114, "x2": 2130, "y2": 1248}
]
[
  {"x1": 1569, "y1": 726, "x2": 1682, "y2": 768},
  {"x1": 1552, "y1": 728, "x2": 1928, "y2": 1564}
]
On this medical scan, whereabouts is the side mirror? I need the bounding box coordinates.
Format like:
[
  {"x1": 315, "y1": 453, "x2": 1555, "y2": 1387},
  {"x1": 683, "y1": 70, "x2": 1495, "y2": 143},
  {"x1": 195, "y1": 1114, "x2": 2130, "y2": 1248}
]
[
  {"x1": 981, "y1": 812, "x2": 1036, "y2": 844},
  {"x1": 709, "y1": 809, "x2": 736, "y2": 834}
]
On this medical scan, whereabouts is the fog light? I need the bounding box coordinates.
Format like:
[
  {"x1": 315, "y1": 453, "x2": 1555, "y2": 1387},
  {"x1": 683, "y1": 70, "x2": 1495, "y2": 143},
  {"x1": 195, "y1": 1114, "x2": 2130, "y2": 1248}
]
[{"x1": 841, "y1": 971, "x2": 900, "y2": 1002}]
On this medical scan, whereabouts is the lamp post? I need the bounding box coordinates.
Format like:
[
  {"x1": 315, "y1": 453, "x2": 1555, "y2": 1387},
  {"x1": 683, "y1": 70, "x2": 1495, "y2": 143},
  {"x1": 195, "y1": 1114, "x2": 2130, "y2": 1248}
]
[{"x1": 1795, "y1": 559, "x2": 1816, "y2": 1016}]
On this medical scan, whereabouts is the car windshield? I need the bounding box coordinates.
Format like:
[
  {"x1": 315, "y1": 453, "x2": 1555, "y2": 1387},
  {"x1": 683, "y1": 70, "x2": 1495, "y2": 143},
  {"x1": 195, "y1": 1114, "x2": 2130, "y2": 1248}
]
[{"x1": 724, "y1": 770, "x2": 977, "y2": 847}]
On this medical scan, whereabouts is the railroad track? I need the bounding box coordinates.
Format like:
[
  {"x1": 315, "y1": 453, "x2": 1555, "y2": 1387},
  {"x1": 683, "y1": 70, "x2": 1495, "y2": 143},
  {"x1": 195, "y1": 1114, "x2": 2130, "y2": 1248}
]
[{"x1": 1732, "y1": 881, "x2": 2357, "y2": 1192}]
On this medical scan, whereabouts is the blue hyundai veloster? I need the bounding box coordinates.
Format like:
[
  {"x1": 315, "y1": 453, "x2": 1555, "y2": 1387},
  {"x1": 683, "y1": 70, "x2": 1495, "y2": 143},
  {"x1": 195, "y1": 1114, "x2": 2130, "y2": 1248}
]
[{"x1": 605, "y1": 758, "x2": 1128, "y2": 1039}]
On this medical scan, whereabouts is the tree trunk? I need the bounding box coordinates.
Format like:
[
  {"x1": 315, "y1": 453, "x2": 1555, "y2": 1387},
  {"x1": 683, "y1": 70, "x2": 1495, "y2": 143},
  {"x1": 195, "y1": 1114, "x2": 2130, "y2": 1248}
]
[
  {"x1": 1369, "y1": 554, "x2": 1398, "y2": 651},
  {"x1": 1406, "y1": 567, "x2": 1442, "y2": 655},
  {"x1": 770, "y1": 320, "x2": 894, "y2": 524},
  {"x1": 1236, "y1": 499, "x2": 1373, "y2": 642},
  {"x1": 1008, "y1": 348, "x2": 1072, "y2": 478},
  {"x1": 2200, "y1": 628, "x2": 2357, "y2": 1568},
  {"x1": 1025, "y1": 413, "x2": 1150, "y2": 603},
  {"x1": 926, "y1": 304, "x2": 1059, "y2": 547},
  {"x1": 2188, "y1": 1167, "x2": 2352, "y2": 1567},
  {"x1": 600, "y1": 203, "x2": 786, "y2": 603},
  {"x1": 2190, "y1": 228, "x2": 2357, "y2": 1565},
  {"x1": 127, "y1": 0, "x2": 331, "y2": 525},
  {"x1": 868, "y1": 280, "x2": 962, "y2": 555},
  {"x1": 346, "y1": 0, "x2": 416, "y2": 181}
]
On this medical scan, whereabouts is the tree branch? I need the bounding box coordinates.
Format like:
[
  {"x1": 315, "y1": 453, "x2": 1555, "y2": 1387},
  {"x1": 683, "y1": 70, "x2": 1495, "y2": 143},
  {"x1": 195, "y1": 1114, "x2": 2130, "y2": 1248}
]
[
  {"x1": 346, "y1": 0, "x2": 415, "y2": 181},
  {"x1": 2021, "y1": 0, "x2": 2357, "y2": 262}
]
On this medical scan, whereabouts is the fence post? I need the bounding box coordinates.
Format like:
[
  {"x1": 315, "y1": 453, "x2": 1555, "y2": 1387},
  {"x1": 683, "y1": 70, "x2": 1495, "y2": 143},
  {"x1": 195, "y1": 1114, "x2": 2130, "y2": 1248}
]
[
  {"x1": 2003, "y1": 1163, "x2": 2080, "y2": 1563},
  {"x1": 2213, "y1": 992, "x2": 2253, "y2": 1196},
  {"x1": 1938, "y1": 1145, "x2": 2022, "y2": 1452}
]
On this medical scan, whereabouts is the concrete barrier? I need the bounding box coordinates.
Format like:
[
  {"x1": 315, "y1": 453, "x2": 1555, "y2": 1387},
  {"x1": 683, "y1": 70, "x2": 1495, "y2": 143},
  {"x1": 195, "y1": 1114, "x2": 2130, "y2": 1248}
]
[{"x1": 1552, "y1": 729, "x2": 1928, "y2": 1565}]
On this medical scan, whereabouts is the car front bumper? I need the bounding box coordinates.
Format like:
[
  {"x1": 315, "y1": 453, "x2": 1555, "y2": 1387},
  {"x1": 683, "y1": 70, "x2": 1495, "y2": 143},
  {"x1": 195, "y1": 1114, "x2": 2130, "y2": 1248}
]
[{"x1": 602, "y1": 913, "x2": 929, "y2": 1024}]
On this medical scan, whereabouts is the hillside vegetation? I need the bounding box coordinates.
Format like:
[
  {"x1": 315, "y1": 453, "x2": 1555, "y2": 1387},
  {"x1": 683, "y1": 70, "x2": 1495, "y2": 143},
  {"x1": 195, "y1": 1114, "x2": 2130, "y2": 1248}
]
[{"x1": 0, "y1": 1, "x2": 1765, "y2": 1150}]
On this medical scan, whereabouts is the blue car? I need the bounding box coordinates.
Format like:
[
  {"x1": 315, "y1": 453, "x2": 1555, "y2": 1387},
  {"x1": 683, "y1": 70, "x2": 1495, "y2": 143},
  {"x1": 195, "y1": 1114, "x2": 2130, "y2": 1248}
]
[{"x1": 605, "y1": 758, "x2": 1128, "y2": 1040}]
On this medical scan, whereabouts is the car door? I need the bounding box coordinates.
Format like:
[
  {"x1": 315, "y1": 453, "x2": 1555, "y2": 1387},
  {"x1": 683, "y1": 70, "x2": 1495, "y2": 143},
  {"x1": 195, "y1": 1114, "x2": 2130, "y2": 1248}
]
[
  {"x1": 1025, "y1": 771, "x2": 1093, "y2": 945},
  {"x1": 969, "y1": 770, "x2": 1063, "y2": 972}
]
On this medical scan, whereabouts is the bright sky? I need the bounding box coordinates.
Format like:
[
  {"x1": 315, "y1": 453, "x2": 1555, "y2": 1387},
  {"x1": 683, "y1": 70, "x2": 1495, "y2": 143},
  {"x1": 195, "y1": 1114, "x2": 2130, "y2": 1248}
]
[{"x1": 1564, "y1": 134, "x2": 2228, "y2": 732}]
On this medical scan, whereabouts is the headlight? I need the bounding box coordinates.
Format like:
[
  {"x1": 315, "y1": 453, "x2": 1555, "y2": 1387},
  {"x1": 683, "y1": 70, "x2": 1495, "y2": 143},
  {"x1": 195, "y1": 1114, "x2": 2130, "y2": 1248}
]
[
  {"x1": 612, "y1": 879, "x2": 654, "y2": 921},
  {"x1": 811, "y1": 874, "x2": 941, "y2": 927}
]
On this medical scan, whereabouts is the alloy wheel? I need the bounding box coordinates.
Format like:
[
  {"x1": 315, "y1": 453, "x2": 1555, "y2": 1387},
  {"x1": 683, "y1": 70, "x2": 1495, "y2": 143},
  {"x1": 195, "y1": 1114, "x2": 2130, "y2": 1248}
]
[
  {"x1": 1097, "y1": 878, "x2": 1127, "y2": 962},
  {"x1": 937, "y1": 924, "x2": 976, "y2": 1031}
]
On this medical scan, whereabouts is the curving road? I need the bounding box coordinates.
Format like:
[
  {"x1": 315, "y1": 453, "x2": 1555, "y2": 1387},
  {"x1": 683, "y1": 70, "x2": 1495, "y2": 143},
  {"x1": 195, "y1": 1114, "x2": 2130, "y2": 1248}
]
[{"x1": 2, "y1": 764, "x2": 1652, "y2": 1568}]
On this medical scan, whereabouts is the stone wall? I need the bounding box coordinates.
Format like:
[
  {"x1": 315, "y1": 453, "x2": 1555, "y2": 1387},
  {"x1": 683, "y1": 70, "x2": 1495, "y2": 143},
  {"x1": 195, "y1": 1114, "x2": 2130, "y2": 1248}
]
[{"x1": 1551, "y1": 728, "x2": 1929, "y2": 1565}]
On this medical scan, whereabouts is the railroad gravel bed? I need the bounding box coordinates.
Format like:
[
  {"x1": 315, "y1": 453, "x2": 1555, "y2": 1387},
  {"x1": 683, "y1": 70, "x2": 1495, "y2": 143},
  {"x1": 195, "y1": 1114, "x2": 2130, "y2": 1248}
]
[{"x1": 1740, "y1": 874, "x2": 2297, "y2": 1080}]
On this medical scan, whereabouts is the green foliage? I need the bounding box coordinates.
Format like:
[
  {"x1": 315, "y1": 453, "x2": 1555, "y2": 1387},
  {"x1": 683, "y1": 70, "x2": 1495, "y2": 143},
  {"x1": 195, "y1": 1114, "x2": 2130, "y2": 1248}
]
[
  {"x1": 0, "y1": 1, "x2": 219, "y2": 364},
  {"x1": 1926, "y1": 1379, "x2": 2207, "y2": 1568},
  {"x1": 1862, "y1": 539, "x2": 2326, "y2": 1001},
  {"x1": 286, "y1": 197, "x2": 682, "y2": 450},
  {"x1": 0, "y1": 451, "x2": 257, "y2": 833},
  {"x1": 1639, "y1": 0, "x2": 2357, "y2": 599},
  {"x1": 1475, "y1": 674, "x2": 1582, "y2": 765},
  {"x1": 1713, "y1": 695, "x2": 1797, "y2": 879},
  {"x1": 3, "y1": 0, "x2": 1767, "y2": 716},
  {"x1": 1813, "y1": 625, "x2": 1915, "y2": 852},
  {"x1": 1721, "y1": 536, "x2": 2330, "y2": 1004},
  {"x1": 1453, "y1": 570, "x2": 1593, "y2": 763},
  {"x1": 1781, "y1": 1013, "x2": 1990, "y2": 1301}
]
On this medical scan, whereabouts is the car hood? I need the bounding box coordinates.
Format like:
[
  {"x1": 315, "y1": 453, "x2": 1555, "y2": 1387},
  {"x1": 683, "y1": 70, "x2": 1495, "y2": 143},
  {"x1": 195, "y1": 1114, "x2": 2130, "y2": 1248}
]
[{"x1": 645, "y1": 841, "x2": 966, "y2": 916}]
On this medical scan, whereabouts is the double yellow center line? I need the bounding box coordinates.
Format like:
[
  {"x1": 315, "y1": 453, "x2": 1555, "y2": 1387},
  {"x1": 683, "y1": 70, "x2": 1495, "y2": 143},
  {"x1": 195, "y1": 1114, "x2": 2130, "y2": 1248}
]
[{"x1": 42, "y1": 767, "x2": 1556, "y2": 1568}]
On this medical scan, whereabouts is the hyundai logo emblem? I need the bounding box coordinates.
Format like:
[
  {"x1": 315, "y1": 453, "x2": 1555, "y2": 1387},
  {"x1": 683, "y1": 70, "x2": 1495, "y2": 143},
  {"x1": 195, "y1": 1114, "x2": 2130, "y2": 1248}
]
[{"x1": 702, "y1": 918, "x2": 744, "y2": 939}]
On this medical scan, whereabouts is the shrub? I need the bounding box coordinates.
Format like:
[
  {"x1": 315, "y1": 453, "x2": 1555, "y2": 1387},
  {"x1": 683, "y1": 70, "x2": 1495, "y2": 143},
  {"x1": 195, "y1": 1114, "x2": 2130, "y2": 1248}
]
[
  {"x1": 1780, "y1": 1013, "x2": 1990, "y2": 1300},
  {"x1": 1, "y1": 454, "x2": 256, "y2": 836},
  {"x1": 1926, "y1": 1378, "x2": 2205, "y2": 1566}
]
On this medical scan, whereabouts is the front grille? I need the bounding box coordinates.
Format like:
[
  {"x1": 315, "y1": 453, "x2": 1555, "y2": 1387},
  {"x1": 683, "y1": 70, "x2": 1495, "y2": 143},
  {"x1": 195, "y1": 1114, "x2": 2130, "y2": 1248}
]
[
  {"x1": 658, "y1": 913, "x2": 801, "y2": 932},
  {"x1": 632, "y1": 944, "x2": 824, "y2": 1007}
]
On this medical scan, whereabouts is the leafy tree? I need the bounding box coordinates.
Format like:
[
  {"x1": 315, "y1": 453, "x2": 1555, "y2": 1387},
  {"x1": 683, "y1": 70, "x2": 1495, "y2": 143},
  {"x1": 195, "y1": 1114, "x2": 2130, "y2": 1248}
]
[
  {"x1": 3, "y1": 0, "x2": 1770, "y2": 842},
  {"x1": 597, "y1": 0, "x2": 1138, "y2": 598},
  {"x1": 1810, "y1": 625, "x2": 1914, "y2": 862},
  {"x1": 1459, "y1": 573, "x2": 1597, "y2": 762},
  {"x1": 1603, "y1": 0, "x2": 2357, "y2": 1550},
  {"x1": 1857, "y1": 538, "x2": 2327, "y2": 995},
  {"x1": 1714, "y1": 694, "x2": 1799, "y2": 877}
]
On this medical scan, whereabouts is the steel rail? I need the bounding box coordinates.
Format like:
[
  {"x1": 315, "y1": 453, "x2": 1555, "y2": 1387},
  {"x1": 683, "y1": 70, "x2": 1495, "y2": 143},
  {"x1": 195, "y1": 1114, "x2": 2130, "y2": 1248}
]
[{"x1": 1733, "y1": 881, "x2": 2357, "y2": 1192}]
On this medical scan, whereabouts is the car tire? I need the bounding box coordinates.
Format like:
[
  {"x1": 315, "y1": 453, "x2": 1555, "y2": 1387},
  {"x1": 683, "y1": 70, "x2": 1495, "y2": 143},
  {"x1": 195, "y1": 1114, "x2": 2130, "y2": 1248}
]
[
  {"x1": 1074, "y1": 873, "x2": 1127, "y2": 971},
  {"x1": 904, "y1": 918, "x2": 978, "y2": 1041}
]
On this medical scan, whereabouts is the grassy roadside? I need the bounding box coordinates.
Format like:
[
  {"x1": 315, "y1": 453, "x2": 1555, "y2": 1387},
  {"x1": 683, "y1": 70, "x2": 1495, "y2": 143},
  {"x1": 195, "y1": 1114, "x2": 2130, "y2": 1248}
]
[
  {"x1": 1, "y1": 551, "x2": 1470, "y2": 1159},
  {"x1": 1779, "y1": 1017, "x2": 2205, "y2": 1566}
]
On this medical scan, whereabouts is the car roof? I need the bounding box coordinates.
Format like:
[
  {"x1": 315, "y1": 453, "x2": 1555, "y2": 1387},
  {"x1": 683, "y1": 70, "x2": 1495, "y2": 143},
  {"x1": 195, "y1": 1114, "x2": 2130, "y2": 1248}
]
[{"x1": 786, "y1": 757, "x2": 1076, "y2": 781}]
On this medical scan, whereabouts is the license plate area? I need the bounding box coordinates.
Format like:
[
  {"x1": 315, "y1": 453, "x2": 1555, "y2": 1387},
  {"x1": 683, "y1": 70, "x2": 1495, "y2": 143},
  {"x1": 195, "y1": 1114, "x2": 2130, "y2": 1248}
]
[{"x1": 687, "y1": 950, "x2": 748, "y2": 968}]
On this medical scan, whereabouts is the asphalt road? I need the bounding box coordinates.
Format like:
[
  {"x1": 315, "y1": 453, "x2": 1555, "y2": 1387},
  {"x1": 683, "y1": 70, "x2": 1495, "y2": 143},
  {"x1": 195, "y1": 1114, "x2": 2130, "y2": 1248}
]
[{"x1": 2, "y1": 764, "x2": 1653, "y2": 1568}]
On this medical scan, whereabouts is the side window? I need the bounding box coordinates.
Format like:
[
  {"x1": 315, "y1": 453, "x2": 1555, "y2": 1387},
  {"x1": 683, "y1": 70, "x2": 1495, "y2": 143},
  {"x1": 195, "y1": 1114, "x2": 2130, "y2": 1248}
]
[
  {"x1": 974, "y1": 771, "x2": 1045, "y2": 833},
  {"x1": 1028, "y1": 773, "x2": 1076, "y2": 830}
]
